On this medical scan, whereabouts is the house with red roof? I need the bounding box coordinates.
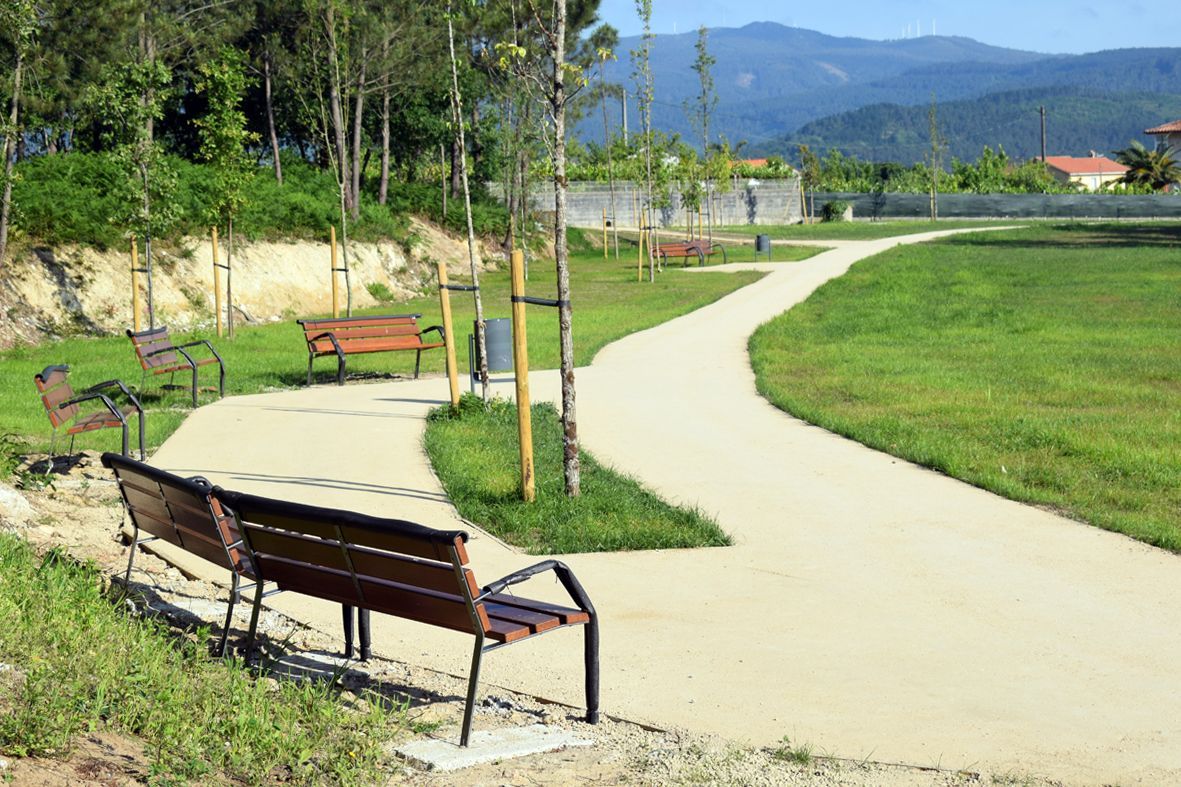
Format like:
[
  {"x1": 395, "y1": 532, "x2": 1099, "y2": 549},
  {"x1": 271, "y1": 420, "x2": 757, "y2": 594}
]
[
  {"x1": 1043, "y1": 154, "x2": 1127, "y2": 191},
  {"x1": 1145, "y1": 120, "x2": 1181, "y2": 152}
]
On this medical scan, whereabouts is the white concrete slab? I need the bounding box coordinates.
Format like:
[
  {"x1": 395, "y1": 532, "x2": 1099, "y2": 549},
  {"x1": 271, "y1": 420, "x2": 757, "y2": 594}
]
[{"x1": 392, "y1": 724, "x2": 593, "y2": 772}]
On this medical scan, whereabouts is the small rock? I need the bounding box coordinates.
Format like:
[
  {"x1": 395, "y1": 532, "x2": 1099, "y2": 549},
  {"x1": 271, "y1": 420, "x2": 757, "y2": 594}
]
[
  {"x1": 0, "y1": 484, "x2": 35, "y2": 527},
  {"x1": 0, "y1": 756, "x2": 9, "y2": 771}
]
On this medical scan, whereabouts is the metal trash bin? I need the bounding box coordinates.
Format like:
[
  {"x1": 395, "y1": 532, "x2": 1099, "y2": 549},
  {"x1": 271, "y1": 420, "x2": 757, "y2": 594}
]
[
  {"x1": 469, "y1": 318, "x2": 513, "y2": 393},
  {"x1": 755, "y1": 233, "x2": 771, "y2": 261}
]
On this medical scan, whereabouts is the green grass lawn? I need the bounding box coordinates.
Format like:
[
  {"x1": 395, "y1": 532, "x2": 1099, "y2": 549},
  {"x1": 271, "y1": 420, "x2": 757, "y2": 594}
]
[
  {"x1": 0, "y1": 534, "x2": 411, "y2": 783},
  {"x1": 424, "y1": 396, "x2": 730, "y2": 553},
  {"x1": 716, "y1": 219, "x2": 1029, "y2": 241},
  {"x1": 749, "y1": 222, "x2": 1181, "y2": 550},
  {"x1": 0, "y1": 250, "x2": 763, "y2": 457}
]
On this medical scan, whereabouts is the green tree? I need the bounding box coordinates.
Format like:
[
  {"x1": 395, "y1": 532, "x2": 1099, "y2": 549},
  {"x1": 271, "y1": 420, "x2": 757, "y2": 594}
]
[
  {"x1": 196, "y1": 47, "x2": 259, "y2": 339},
  {"x1": 631, "y1": 0, "x2": 655, "y2": 281},
  {"x1": 1113, "y1": 140, "x2": 1181, "y2": 192},
  {"x1": 690, "y1": 25, "x2": 716, "y2": 241},
  {"x1": 85, "y1": 59, "x2": 178, "y2": 328},
  {"x1": 0, "y1": 0, "x2": 37, "y2": 266}
]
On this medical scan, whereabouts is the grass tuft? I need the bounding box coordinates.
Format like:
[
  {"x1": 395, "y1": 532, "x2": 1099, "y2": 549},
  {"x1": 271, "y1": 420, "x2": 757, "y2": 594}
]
[
  {"x1": 0, "y1": 533, "x2": 405, "y2": 783},
  {"x1": 425, "y1": 395, "x2": 731, "y2": 553}
]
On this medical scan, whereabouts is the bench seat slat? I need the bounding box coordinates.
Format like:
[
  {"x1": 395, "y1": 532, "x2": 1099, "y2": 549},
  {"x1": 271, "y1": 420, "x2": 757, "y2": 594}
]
[
  {"x1": 300, "y1": 316, "x2": 419, "y2": 331},
  {"x1": 483, "y1": 601, "x2": 561, "y2": 636},
  {"x1": 486, "y1": 594, "x2": 590, "y2": 626}
]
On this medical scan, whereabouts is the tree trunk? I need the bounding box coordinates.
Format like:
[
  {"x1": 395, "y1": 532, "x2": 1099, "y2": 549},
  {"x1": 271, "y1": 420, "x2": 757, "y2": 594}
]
[
  {"x1": 449, "y1": 135, "x2": 461, "y2": 199},
  {"x1": 447, "y1": 4, "x2": 488, "y2": 400},
  {"x1": 0, "y1": 51, "x2": 23, "y2": 267},
  {"x1": 325, "y1": 4, "x2": 352, "y2": 214},
  {"x1": 551, "y1": 0, "x2": 580, "y2": 496},
  {"x1": 349, "y1": 61, "x2": 366, "y2": 220},
  {"x1": 600, "y1": 84, "x2": 619, "y2": 259},
  {"x1": 264, "y1": 52, "x2": 283, "y2": 185},
  {"x1": 378, "y1": 43, "x2": 390, "y2": 205},
  {"x1": 226, "y1": 216, "x2": 235, "y2": 338}
]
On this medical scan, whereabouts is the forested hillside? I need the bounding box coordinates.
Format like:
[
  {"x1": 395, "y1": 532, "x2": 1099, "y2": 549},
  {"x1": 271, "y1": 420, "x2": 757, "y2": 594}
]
[
  {"x1": 0, "y1": 0, "x2": 609, "y2": 253},
  {"x1": 768, "y1": 87, "x2": 1181, "y2": 163}
]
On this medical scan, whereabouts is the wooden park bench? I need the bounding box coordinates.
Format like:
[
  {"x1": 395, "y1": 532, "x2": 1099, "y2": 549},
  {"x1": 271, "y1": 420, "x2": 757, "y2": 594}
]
[
  {"x1": 127, "y1": 326, "x2": 225, "y2": 407},
  {"x1": 36, "y1": 365, "x2": 145, "y2": 460},
  {"x1": 101, "y1": 453, "x2": 369, "y2": 659},
  {"x1": 213, "y1": 487, "x2": 600, "y2": 747},
  {"x1": 296, "y1": 314, "x2": 445, "y2": 386},
  {"x1": 655, "y1": 240, "x2": 728, "y2": 267}
]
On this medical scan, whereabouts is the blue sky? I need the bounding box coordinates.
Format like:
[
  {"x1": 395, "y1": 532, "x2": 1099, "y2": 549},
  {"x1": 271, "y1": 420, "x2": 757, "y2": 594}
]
[{"x1": 597, "y1": 1, "x2": 1180, "y2": 54}]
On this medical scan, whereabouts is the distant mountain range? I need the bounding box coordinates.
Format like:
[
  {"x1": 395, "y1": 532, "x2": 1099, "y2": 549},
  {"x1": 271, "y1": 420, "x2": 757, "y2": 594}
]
[{"x1": 584, "y1": 22, "x2": 1181, "y2": 163}]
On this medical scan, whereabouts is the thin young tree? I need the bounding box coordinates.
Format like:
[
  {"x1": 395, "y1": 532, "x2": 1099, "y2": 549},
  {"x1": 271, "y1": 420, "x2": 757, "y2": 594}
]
[
  {"x1": 631, "y1": 0, "x2": 655, "y2": 281},
  {"x1": 589, "y1": 24, "x2": 620, "y2": 259},
  {"x1": 86, "y1": 59, "x2": 178, "y2": 329},
  {"x1": 691, "y1": 24, "x2": 716, "y2": 243},
  {"x1": 926, "y1": 94, "x2": 945, "y2": 221},
  {"x1": 447, "y1": 0, "x2": 490, "y2": 401},
  {"x1": 0, "y1": 0, "x2": 37, "y2": 268},
  {"x1": 196, "y1": 47, "x2": 259, "y2": 339}
]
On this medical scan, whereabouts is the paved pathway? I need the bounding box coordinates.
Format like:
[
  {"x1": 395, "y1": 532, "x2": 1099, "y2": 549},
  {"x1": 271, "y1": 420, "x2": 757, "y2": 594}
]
[{"x1": 152, "y1": 231, "x2": 1181, "y2": 784}]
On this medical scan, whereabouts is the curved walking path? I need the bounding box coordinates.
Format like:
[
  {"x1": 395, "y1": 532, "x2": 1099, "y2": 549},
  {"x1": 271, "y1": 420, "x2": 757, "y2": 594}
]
[{"x1": 152, "y1": 230, "x2": 1181, "y2": 784}]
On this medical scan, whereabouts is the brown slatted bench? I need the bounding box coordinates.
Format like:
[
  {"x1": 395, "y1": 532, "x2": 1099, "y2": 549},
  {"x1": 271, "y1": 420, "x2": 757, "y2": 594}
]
[
  {"x1": 296, "y1": 314, "x2": 445, "y2": 386},
  {"x1": 127, "y1": 326, "x2": 225, "y2": 407},
  {"x1": 213, "y1": 488, "x2": 600, "y2": 747},
  {"x1": 36, "y1": 365, "x2": 145, "y2": 460},
  {"x1": 656, "y1": 240, "x2": 728, "y2": 267},
  {"x1": 101, "y1": 453, "x2": 369, "y2": 659}
]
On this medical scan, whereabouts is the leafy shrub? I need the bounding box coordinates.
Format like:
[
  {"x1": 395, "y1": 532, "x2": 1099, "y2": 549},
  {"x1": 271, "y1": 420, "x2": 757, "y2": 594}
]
[
  {"x1": 821, "y1": 200, "x2": 850, "y2": 222},
  {"x1": 366, "y1": 282, "x2": 396, "y2": 303}
]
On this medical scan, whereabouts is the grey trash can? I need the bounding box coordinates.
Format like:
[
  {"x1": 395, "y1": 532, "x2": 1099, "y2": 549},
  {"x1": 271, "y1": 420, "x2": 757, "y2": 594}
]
[
  {"x1": 755, "y1": 233, "x2": 771, "y2": 261},
  {"x1": 469, "y1": 318, "x2": 513, "y2": 392}
]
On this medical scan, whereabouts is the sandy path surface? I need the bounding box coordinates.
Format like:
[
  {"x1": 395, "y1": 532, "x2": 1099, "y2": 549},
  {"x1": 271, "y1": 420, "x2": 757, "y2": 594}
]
[{"x1": 151, "y1": 230, "x2": 1181, "y2": 785}]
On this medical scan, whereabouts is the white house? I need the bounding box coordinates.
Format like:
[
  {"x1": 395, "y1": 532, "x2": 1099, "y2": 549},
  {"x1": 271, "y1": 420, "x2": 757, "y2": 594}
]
[
  {"x1": 1145, "y1": 120, "x2": 1181, "y2": 152},
  {"x1": 1043, "y1": 154, "x2": 1128, "y2": 191}
]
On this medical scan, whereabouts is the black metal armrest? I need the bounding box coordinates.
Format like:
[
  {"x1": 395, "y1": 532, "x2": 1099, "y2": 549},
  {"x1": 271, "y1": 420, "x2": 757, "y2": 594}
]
[
  {"x1": 479, "y1": 559, "x2": 596, "y2": 616},
  {"x1": 59, "y1": 391, "x2": 122, "y2": 421},
  {"x1": 177, "y1": 339, "x2": 222, "y2": 363},
  {"x1": 143, "y1": 344, "x2": 181, "y2": 358},
  {"x1": 84, "y1": 379, "x2": 144, "y2": 412},
  {"x1": 421, "y1": 324, "x2": 445, "y2": 341},
  {"x1": 310, "y1": 330, "x2": 346, "y2": 358}
]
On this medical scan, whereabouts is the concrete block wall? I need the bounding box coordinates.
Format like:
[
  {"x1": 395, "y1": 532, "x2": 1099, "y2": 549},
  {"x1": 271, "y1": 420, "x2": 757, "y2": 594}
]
[{"x1": 503, "y1": 180, "x2": 804, "y2": 229}]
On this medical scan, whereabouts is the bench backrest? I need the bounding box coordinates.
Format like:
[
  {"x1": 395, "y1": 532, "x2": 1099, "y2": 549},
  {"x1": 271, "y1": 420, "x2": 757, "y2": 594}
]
[
  {"x1": 212, "y1": 489, "x2": 493, "y2": 636},
  {"x1": 127, "y1": 326, "x2": 178, "y2": 370},
  {"x1": 297, "y1": 314, "x2": 426, "y2": 353},
  {"x1": 101, "y1": 453, "x2": 251, "y2": 576},
  {"x1": 34, "y1": 365, "x2": 79, "y2": 428}
]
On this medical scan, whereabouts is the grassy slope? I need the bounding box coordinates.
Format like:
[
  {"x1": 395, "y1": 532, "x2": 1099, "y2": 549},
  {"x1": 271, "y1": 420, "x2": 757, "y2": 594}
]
[
  {"x1": 750, "y1": 222, "x2": 1181, "y2": 550},
  {"x1": 0, "y1": 250, "x2": 763, "y2": 456},
  {"x1": 0, "y1": 535, "x2": 408, "y2": 783}
]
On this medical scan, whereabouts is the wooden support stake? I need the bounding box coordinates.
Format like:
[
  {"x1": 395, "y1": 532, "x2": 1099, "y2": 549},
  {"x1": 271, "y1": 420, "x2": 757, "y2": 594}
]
[
  {"x1": 212, "y1": 226, "x2": 223, "y2": 338},
  {"x1": 437, "y1": 261, "x2": 461, "y2": 409},
  {"x1": 509, "y1": 250, "x2": 535, "y2": 503},
  {"x1": 636, "y1": 221, "x2": 644, "y2": 282},
  {"x1": 698, "y1": 205, "x2": 704, "y2": 240},
  {"x1": 602, "y1": 207, "x2": 607, "y2": 259},
  {"x1": 131, "y1": 235, "x2": 141, "y2": 332},
  {"x1": 330, "y1": 225, "x2": 339, "y2": 318}
]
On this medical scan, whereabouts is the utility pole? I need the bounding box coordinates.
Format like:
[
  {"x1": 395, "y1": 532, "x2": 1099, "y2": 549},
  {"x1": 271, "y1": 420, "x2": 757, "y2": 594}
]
[{"x1": 1040, "y1": 106, "x2": 1047, "y2": 161}]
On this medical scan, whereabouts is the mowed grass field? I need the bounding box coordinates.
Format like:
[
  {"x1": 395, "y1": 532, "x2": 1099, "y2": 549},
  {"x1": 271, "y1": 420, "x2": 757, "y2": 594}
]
[
  {"x1": 750, "y1": 222, "x2": 1181, "y2": 550},
  {"x1": 0, "y1": 249, "x2": 763, "y2": 456},
  {"x1": 717, "y1": 219, "x2": 1027, "y2": 241}
]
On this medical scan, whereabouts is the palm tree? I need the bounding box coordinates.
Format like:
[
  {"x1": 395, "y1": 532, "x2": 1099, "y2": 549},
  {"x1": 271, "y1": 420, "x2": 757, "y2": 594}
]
[{"x1": 1112, "y1": 140, "x2": 1181, "y2": 192}]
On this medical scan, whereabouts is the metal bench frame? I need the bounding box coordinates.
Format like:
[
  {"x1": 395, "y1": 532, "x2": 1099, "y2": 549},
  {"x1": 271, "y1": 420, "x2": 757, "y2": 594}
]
[
  {"x1": 215, "y1": 488, "x2": 600, "y2": 747},
  {"x1": 101, "y1": 453, "x2": 368, "y2": 659},
  {"x1": 36, "y1": 365, "x2": 145, "y2": 460},
  {"x1": 127, "y1": 327, "x2": 225, "y2": 407},
  {"x1": 656, "y1": 241, "x2": 728, "y2": 267},
  {"x1": 297, "y1": 313, "x2": 445, "y2": 386}
]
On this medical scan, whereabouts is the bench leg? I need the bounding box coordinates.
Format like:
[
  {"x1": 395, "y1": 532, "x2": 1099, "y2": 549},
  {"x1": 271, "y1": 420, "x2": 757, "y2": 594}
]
[
  {"x1": 136, "y1": 410, "x2": 146, "y2": 461},
  {"x1": 243, "y1": 578, "x2": 266, "y2": 661},
  {"x1": 414, "y1": 349, "x2": 422, "y2": 379},
  {"x1": 460, "y1": 635, "x2": 485, "y2": 747},
  {"x1": 337, "y1": 355, "x2": 346, "y2": 386},
  {"x1": 190, "y1": 364, "x2": 199, "y2": 406},
  {"x1": 359, "y1": 608, "x2": 370, "y2": 660},
  {"x1": 120, "y1": 419, "x2": 130, "y2": 457},
  {"x1": 218, "y1": 572, "x2": 241, "y2": 657},
  {"x1": 124, "y1": 523, "x2": 140, "y2": 586},
  {"x1": 217, "y1": 360, "x2": 225, "y2": 399},
  {"x1": 584, "y1": 613, "x2": 601, "y2": 724},
  {"x1": 307, "y1": 355, "x2": 314, "y2": 386}
]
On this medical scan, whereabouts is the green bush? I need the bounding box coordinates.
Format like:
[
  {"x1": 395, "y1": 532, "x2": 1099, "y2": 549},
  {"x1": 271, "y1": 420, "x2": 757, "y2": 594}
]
[
  {"x1": 10, "y1": 151, "x2": 504, "y2": 248},
  {"x1": 821, "y1": 200, "x2": 849, "y2": 222}
]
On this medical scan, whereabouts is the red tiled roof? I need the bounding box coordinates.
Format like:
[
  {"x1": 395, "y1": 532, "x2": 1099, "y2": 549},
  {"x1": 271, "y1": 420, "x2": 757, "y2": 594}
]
[
  {"x1": 741, "y1": 158, "x2": 769, "y2": 167},
  {"x1": 1043, "y1": 156, "x2": 1128, "y2": 176},
  {"x1": 1146, "y1": 120, "x2": 1181, "y2": 134}
]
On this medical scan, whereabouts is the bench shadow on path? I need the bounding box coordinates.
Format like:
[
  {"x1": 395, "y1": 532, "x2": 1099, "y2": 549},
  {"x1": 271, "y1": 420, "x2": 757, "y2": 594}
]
[{"x1": 162, "y1": 469, "x2": 449, "y2": 505}]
